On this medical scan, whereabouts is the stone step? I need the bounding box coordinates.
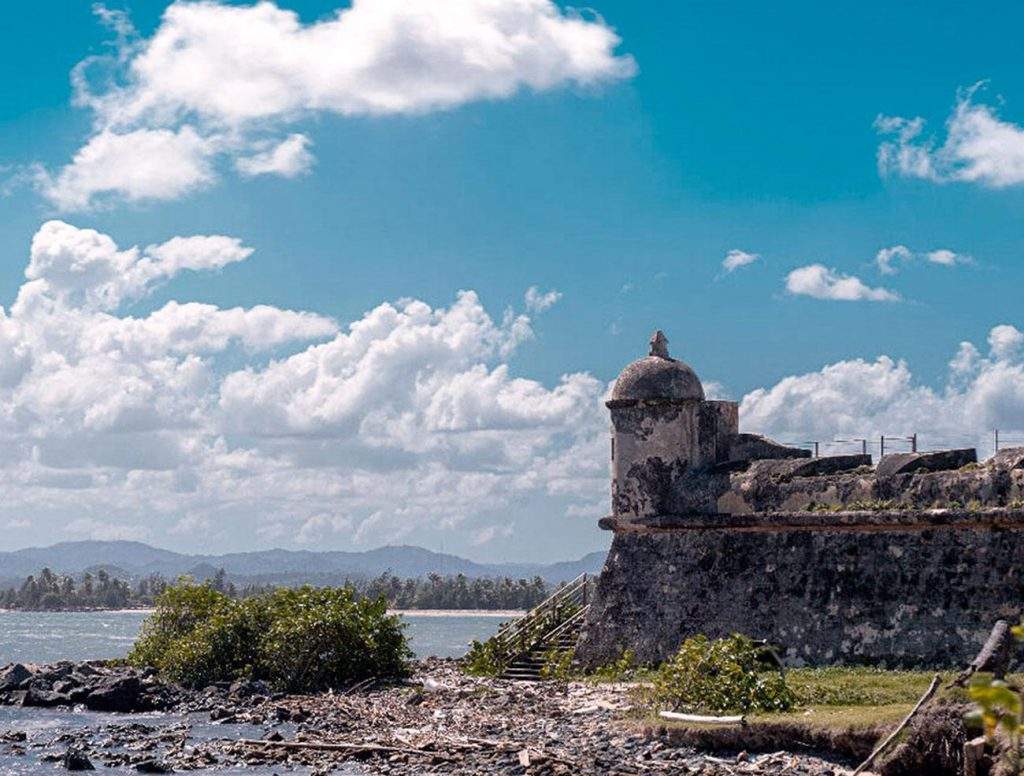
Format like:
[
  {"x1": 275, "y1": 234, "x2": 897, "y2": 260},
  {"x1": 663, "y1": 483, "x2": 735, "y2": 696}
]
[{"x1": 503, "y1": 671, "x2": 542, "y2": 680}]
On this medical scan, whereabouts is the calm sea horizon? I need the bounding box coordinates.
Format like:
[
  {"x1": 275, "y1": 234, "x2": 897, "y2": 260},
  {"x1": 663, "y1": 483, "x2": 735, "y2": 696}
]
[{"x1": 0, "y1": 609, "x2": 519, "y2": 665}]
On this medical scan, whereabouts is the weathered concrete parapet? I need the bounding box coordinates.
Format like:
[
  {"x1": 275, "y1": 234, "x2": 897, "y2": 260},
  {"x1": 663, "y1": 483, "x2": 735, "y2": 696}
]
[
  {"x1": 875, "y1": 448, "x2": 977, "y2": 479},
  {"x1": 718, "y1": 454, "x2": 1024, "y2": 515}
]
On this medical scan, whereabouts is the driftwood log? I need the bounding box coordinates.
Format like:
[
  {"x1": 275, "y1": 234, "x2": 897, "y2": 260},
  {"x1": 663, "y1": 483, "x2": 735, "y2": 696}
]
[
  {"x1": 949, "y1": 619, "x2": 1014, "y2": 689},
  {"x1": 232, "y1": 737, "x2": 454, "y2": 759},
  {"x1": 851, "y1": 674, "x2": 941, "y2": 776},
  {"x1": 658, "y1": 711, "x2": 745, "y2": 725}
]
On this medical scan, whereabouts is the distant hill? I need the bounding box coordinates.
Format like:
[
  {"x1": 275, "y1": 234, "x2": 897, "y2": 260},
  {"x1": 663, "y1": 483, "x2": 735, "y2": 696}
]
[{"x1": 0, "y1": 540, "x2": 607, "y2": 589}]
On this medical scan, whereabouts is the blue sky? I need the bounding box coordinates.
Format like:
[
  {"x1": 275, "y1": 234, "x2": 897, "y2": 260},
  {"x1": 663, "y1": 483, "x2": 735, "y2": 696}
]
[{"x1": 1, "y1": 0, "x2": 1024, "y2": 560}]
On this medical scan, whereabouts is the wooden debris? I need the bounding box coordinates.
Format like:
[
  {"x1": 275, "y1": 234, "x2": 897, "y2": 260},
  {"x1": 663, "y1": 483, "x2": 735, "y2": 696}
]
[
  {"x1": 659, "y1": 711, "x2": 745, "y2": 725},
  {"x1": 231, "y1": 737, "x2": 452, "y2": 759},
  {"x1": 949, "y1": 619, "x2": 1014, "y2": 688},
  {"x1": 850, "y1": 673, "x2": 940, "y2": 776},
  {"x1": 963, "y1": 735, "x2": 987, "y2": 776}
]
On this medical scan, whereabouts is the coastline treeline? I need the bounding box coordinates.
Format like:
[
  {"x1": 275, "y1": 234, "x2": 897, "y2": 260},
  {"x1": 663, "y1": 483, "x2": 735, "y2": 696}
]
[{"x1": 0, "y1": 568, "x2": 549, "y2": 611}]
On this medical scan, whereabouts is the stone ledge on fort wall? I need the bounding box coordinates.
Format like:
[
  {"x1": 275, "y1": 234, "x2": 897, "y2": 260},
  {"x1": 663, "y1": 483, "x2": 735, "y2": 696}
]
[{"x1": 598, "y1": 506, "x2": 1024, "y2": 533}]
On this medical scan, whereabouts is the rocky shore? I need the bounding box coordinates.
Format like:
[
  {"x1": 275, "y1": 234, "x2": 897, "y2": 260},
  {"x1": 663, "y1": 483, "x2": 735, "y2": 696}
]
[
  {"x1": 0, "y1": 658, "x2": 859, "y2": 774},
  {"x1": 1, "y1": 660, "x2": 182, "y2": 713}
]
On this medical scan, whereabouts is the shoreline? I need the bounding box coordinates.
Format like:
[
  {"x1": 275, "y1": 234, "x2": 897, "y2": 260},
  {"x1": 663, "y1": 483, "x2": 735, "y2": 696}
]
[{"x1": 0, "y1": 607, "x2": 524, "y2": 617}]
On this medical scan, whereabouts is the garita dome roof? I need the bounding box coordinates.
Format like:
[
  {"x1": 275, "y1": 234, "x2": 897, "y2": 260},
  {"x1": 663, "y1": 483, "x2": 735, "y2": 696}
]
[{"x1": 608, "y1": 330, "x2": 704, "y2": 405}]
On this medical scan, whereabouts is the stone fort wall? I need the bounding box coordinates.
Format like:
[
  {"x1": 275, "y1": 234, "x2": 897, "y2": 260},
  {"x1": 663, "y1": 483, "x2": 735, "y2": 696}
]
[{"x1": 576, "y1": 509, "x2": 1024, "y2": 668}]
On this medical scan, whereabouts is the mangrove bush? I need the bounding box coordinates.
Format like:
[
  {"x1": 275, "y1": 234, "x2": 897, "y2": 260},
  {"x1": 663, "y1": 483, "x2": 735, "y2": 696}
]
[{"x1": 128, "y1": 580, "x2": 410, "y2": 691}]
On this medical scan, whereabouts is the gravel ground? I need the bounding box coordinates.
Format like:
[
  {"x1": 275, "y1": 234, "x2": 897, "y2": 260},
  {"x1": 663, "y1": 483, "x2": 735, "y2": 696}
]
[{"x1": 1, "y1": 658, "x2": 858, "y2": 774}]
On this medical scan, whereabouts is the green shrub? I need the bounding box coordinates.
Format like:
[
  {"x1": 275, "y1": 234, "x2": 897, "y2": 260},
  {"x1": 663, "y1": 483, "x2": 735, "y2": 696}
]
[
  {"x1": 540, "y1": 648, "x2": 575, "y2": 681},
  {"x1": 127, "y1": 580, "x2": 410, "y2": 691},
  {"x1": 128, "y1": 579, "x2": 231, "y2": 671},
  {"x1": 154, "y1": 597, "x2": 269, "y2": 687},
  {"x1": 590, "y1": 648, "x2": 639, "y2": 683},
  {"x1": 259, "y1": 587, "x2": 409, "y2": 693},
  {"x1": 651, "y1": 634, "x2": 794, "y2": 714},
  {"x1": 464, "y1": 637, "x2": 507, "y2": 676}
]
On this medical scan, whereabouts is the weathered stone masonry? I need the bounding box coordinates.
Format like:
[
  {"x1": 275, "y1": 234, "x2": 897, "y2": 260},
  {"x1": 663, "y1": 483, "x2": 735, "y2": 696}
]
[{"x1": 576, "y1": 332, "x2": 1024, "y2": 668}]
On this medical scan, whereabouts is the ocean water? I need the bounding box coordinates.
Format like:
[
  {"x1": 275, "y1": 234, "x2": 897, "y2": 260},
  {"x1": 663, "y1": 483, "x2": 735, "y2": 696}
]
[
  {"x1": 0, "y1": 609, "x2": 517, "y2": 774},
  {"x1": 0, "y1": 609, "x2": 516, "y2": 664}
]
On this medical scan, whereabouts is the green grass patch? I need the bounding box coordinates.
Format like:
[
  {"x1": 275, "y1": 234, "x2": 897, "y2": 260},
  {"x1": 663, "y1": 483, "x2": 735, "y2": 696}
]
[
  {"x1": 786, "y1": 667, "x2": 952, "y2": 707},
  {"x1": 753, "y1": 703, "x2": 912, "y2": 731}
]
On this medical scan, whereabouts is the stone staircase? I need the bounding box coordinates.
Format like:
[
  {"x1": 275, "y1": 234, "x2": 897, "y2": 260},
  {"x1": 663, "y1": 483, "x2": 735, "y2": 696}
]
[{"x1": 492, "y1": 574, "x2": 590, "y2": 681}]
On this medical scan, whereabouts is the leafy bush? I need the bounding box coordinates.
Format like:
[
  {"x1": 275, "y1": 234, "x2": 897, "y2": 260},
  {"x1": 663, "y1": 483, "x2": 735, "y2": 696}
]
[
  {"x1": 589, "y1": 648, "x2": 639, "y2": 683},
  {"x1": 540, "y1": 648, "x2": 575, "y2": 681},
  {"x1": 259, "y1": 587, "x2": 409, "y2": 692},
  {"x1": 651, "y1": 634, "x2": 794, "y2": 714},
  {"x1": 128, "y1": 580, "x2": 410, "y2": 691},
  {"x1": 128, "y1": 580, "x2": 231, "y2": 671},
  {"x1": 464, "y1": 636, "x2": 507, "y2": 676}
]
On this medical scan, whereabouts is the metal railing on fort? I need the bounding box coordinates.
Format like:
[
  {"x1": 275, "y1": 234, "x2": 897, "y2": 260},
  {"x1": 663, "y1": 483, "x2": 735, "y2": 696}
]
[
  {"x1": 777, "y1": 430, "x2": 1024, "y2": 461},
  {"x1": 491, "y1": 573, "x2": 589, "y2": 661}
]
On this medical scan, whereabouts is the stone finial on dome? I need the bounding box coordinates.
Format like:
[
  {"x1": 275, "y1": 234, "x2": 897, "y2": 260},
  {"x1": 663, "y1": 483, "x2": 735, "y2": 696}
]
[{"x1": 649, "y1": 330, "x2": 670, "y2": 359}]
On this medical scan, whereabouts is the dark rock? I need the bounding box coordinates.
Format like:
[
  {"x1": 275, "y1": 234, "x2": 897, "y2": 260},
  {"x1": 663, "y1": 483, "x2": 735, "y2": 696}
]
[
  {"x1": 23, "y1": 686, "x2": 72, "y2": 707},
  {"x1": 83, "y1": 676, "x2": 154, "y2": 713},
  {"x1": 135, "y1": 760, "x2": 173, "y2": 773},
  {"x1": 789, "y1": 454, "x2": 873, "y2": 477},
  {"x1": 0, "y1": 663, "x2": 32, "y2": 692},
  {"x1": 54, "y1": 679, "x2": 79, "y2": 694},
  {"x1": 992, "y1": 446, "x2": 1024, "y2": 470},
  {"x1": 63, "y1": 748, "x2": 95, "y2": 771},
  {"x1": 228, "y1": 679, "x2": 271, "y2": 698},
  {"x1": 876, "y1": 448, "x2": 977, "y2": 479}
]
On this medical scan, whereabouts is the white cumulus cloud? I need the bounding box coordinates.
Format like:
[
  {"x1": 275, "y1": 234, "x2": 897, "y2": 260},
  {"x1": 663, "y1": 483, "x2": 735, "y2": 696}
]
[
  {"x1": 876, "y1": 244, "x2": 968, "y2": 274},
  {"x1": 235, "y1": 134, "x2": 314, "y2": 178},
  {"x1": 741, "y1": 324, "x2": 1024, "y2": 453},
  {"x1": 876, "y1": 85, "x2": 1024, "y2": 188},
  {"x1": 722, "y1": 249, "x2": 760, "y2": 273},
  {"x1": 524, "y1": 286, "x2": 562, "y2": 313},
  {"x1": 40, "y1": 0, "x2": 635, "y2": 210},
  {"x1": 37, "y1": 126, "x2": 217, "y2": 211},
  {"x1": 0, "y1": 221, "x2": 607, "y2": 555},
  {"x1": 785, "y1": 264, "x2": 899, "y2": 302}
]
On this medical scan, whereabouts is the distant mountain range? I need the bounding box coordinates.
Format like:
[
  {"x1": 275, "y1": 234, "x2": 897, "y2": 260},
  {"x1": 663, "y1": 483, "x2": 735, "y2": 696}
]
[{"x1": 0, "y1": 540, "x2": 608, "y2": 589}]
